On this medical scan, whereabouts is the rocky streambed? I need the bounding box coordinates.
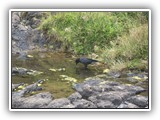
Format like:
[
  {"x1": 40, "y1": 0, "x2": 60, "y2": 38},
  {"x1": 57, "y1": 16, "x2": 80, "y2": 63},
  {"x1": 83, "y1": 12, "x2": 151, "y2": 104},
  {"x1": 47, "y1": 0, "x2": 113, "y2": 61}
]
[{"x1": 12, "y1": 76, "x2": 148, "y2": 108}]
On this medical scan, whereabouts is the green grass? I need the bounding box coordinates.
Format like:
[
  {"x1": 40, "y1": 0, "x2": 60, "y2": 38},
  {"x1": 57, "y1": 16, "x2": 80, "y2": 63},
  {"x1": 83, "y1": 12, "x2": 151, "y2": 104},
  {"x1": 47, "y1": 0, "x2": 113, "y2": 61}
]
[
  {"x1": 39, "y1": 12, "x2": 149, "y2": 71},
  {"x1": 101, "y1": 24, "x2": 148, "y2": 70}
]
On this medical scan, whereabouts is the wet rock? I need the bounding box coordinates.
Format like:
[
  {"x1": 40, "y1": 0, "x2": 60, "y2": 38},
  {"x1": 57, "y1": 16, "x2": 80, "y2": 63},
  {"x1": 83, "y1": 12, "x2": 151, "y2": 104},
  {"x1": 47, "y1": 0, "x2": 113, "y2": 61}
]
[
  {"x1": 16, "y1": 52, "x2": 28, "y2": 60},
  {"x1": 12, "y1": 67, "x2": 28, "y2": 75},
  {"x1": 20, "y1": 80, "x2": 44, "y2": 95},
  {"x1": 27, "y1": 70, "x2": 43, "y2": 76},
  {"x1": 127, "y1": 95, "x2": 148, "y2": 107},
  {"x1": 12, "y1": 83, "x2": 24, "y2": 91},
  {"x1": 127, "y1": 72, "x2": 148, "y2": 81},
  {"x1": 72, "y1": 99, "x2": 96, "y2": 108},
  {"x1": 13, "y1": 80, "x2": 44, "y2": 97},
  {"x1": 12, "y1": 67, "x2": 43, "y2": 76},
  {"x1": 47, "y1": 98, "x2": 72, "y2": 108},
  {"x1": 12, "y1": 92, "x2": 53, "y2": 108}
]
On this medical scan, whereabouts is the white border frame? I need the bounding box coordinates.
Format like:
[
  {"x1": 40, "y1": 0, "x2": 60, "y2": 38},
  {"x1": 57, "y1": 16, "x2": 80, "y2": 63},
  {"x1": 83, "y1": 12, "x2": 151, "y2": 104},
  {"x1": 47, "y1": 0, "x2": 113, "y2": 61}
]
[{"x1": 9, "y1": 9, "x2": 151, "y2": 111}]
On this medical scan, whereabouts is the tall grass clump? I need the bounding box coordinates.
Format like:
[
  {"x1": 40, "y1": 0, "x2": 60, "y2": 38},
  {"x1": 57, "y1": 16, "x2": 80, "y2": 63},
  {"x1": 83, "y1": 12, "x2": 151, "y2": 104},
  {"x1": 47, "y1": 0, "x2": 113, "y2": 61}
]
[
  {"x1": 39, "y1": 12, "x2": 137, "y2": 54},
  {"x1": 101, "y1": 24, "x2": 148, "y2": 70}
]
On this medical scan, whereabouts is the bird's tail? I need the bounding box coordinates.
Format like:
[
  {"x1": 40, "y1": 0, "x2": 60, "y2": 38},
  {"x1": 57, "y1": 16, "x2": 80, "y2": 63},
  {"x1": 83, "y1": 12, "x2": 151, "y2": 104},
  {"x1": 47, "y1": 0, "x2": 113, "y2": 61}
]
[{"x1": 91, "y1": 59, "x2": 98, "y2": 62}]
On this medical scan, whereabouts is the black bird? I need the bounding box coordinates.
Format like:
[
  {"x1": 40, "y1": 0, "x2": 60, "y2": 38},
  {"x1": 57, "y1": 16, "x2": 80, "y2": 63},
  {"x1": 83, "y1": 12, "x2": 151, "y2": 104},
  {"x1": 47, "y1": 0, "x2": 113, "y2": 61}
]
[{"x1": 75, "y1": 57, "x2": 98, "y2": 69}]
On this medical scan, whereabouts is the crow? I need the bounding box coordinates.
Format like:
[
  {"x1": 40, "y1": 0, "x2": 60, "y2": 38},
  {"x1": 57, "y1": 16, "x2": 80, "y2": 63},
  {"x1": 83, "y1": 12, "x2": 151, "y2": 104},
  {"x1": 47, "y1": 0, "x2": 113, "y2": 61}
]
[{"x1": 75, "y1": 57, "x2": 98, "y2": 69}]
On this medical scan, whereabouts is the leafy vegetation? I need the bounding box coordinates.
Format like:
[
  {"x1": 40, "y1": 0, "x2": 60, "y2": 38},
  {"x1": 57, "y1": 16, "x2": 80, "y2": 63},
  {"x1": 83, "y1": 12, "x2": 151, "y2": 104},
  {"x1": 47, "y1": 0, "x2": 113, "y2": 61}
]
[{"x1": 39, "y1": 12, "x2": 149, "y2": 70}]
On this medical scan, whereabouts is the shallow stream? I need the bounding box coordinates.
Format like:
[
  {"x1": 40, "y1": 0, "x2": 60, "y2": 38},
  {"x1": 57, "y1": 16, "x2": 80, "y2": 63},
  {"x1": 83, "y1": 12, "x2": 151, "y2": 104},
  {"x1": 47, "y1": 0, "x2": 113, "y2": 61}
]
[{"x1": 12, "y1": 51, "x2": 148, "y2": 98}]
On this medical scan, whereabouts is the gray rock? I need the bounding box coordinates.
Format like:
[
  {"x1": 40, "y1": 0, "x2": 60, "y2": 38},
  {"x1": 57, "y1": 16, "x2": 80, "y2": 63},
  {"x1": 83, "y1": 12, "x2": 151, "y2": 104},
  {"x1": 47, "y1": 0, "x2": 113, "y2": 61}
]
[
  {"x1": 47, "y1": 98, "x2": 71, "y2": 108},
  {"x1": 12, "y1": 83, "x2": 24, "y2": 91},
  {"x1": 125, "y1": 85, "x2": 146, "y2": 94},
  {"x1": 60, "y1": 104, "x2": 75, "y2": 108},
  {"x1": 12, "y1": 74, "x2": 148, "y2": 109},
  {"x1": 127, "y1": 72, "x2": 137, "y2": 77},
  {"x1": 97, "y1": 92, "x2": 122, "y2": 106},
  {"x1": 72, "y1": 99, "x2": 97, "y2": 108},
  {"x1": 18, "y1": 24, "x2": 28, "y2": 31},
  {"x1": 84, "y1": 77, "x2": 103, "y2": 85},
  {"x1": 127, "y1": 95, "x2": 148, "y2": 107},
  {"x1": 12, "y1": 35, "x2": 20, "y2": 41},
  {"x1": 12, "y1": 96, "x2": 25, "y2": 108},
  {"x1": 73, "y1": 84, "x2": 83, "y2": 92},
  {"x1": 16, "y1": 52, "x2": 28, "y2": 60},
  {"x1": 106, "y1": 81, "x2": 120, "y2": 86},
  {"x1": 73, "y1": 79, "x2": 104, "y2": 98},
  {"x1": 13, "y1": 80, "x2": 44, "y2": 97},
  {"x1": 12, "y1": 67, "x2": 43, "y2": 76},
  {"x1": 12, "y1": 12, "x2": 20, "y2": 24},
  {"x1": 88, "y1": 95, "x2": 115, "y2": 108},
  {"x1": 21, "y1": 81, "x2": 44, "y2": 95},
  {"x1": 118, "y1": 101, "x2": 139, "y2": 108},
  {"x1": 108, "y1": 71, "x2": 121, "y2": 78},
  {"x1": 97, "y1": 100, "x2": 115, "y2": 108},
  {"x1": 68, "y1": 92, "x2": 82, "y2": 103},
  {"x1": 12, "y1": 92, "x2": 53, "y2": 108},
  {"x1": 12, "y1": 12, "x2": 47, "y2": 53},
  {"x1": 12, "y1": 67, "x2": 28, "y2": 75}
]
